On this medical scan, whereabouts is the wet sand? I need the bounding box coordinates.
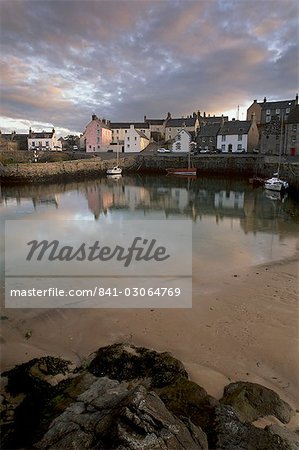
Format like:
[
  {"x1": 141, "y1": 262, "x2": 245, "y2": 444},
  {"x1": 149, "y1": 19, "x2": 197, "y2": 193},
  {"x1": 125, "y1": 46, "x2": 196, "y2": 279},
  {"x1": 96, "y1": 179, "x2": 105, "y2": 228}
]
[{"x1": 1, "y1": 254, "x2": 298, "y2": 425}]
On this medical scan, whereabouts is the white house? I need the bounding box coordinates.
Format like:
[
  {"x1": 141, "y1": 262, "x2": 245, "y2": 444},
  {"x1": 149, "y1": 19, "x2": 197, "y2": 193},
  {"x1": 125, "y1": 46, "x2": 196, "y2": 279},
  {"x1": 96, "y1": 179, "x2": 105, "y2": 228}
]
[
  {"x1": 165, "y1": 116, "x2": 199, "y2": 142},
  {"x1": 216, "y1": 117, "x2": 259, "y2": 153},
  {"x1": 172, "y1": 129, "x2": 192, "y2": 152},
  {"x1": 124, "y1": 125, "x2": 150, "y2": 152},
  {"x1": 28, "y1": 128, "x2": 62, "y2": 151},
  {"x1": 110, "y1": 122, "x2": 150, "y2": 152}
]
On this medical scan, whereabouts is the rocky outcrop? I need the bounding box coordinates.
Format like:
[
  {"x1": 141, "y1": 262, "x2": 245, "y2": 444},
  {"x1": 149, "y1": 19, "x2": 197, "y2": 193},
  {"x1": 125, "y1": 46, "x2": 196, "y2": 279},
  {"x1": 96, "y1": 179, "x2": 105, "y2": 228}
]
[
  {"x1": 220, "y1": 381, "x2": 295, "y2": 424},
  {"x1": 86, "y1": 342, "x2": 188, "y2": 388},
  {"x1": 1, "y1": 345, "x2": 297, "y2": 450},
  {"x1": 36, "y1": 378, "x2": 208, "y2": 450}
]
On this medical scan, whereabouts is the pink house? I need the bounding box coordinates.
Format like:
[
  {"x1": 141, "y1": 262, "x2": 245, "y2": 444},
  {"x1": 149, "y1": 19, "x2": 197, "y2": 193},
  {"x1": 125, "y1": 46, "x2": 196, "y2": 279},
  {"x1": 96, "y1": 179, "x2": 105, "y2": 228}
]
[{"x1": 84, "y1": 114, "x2": 112, "y2": 153}]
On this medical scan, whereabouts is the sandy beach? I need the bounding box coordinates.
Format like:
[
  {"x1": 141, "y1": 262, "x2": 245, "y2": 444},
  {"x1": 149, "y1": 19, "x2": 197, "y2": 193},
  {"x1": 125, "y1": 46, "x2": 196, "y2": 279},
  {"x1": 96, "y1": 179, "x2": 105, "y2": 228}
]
[{"x1": 1, "y1": 253, "x2": 298, "y2": 426}]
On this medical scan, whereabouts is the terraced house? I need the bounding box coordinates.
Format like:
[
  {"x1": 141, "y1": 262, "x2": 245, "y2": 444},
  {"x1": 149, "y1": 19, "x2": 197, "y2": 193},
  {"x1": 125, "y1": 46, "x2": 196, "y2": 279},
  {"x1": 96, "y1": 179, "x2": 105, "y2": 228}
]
[
  {"x1": 27, "y1": 128, "x2": 62, "y2": 151},
  {"x1": 217, "y1": 116, "x2": 259, "y2": 153}
]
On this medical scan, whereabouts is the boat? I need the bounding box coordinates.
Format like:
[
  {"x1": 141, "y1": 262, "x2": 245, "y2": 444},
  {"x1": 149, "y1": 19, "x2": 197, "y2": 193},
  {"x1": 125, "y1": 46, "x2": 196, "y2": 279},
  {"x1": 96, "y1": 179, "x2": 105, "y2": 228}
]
[
  {"x1": 107, "y1": 166, "x2": 122, "y2": 175},
  {"x1": 107, "y1": 142, "x2": 122, "y2": 175},
  {"x1": 166, "y1": 148, "x2": 197, "y2": 176},
  {"x1": 264, "y1": 175, "x2": 288, "y2": 191},
  {"x1": 264, "y1": 116, "x2": 288, "y2": 192}
]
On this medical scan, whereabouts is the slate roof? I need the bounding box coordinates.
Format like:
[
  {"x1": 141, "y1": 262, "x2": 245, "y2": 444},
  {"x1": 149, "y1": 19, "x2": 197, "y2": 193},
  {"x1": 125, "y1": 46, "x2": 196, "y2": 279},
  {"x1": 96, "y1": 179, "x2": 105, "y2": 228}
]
[
  {"x1": 260, "y1": 99, "x2": 295, "y2": 110},
  {"x1": 110, "y1": 122, "x2": 149, "y2": 129},
  {"x1": 136, "y1": 130, "x2": 150, "y2": 139},
  {"x1": 219, "y1": 120, "x2": 251, "y2": 135},
  {"x1": 145, "y1": 119, "x2": 164, "y2": 125},
  {"x1": 29, "y1": 131, "x2": 54, "y2": 139},
  {"x1": 200, "y1": 116, "x2": 228, "y2": 124},
  {"x1": 166, "y1": 117, "x2": 197, "y2": 127},
  {"x1": 286, "y1": 105, "x2": 299, "y2": 124},
  {"x1": 197, "y1": 123, "x2": 221, "y2": 137}
]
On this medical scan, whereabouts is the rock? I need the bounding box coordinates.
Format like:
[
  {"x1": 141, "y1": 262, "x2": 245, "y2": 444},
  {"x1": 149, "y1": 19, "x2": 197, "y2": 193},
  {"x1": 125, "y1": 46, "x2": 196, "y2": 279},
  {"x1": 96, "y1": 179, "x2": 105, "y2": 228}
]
[
  {"x1": 265, "y1": 424, "x2": 299, "y2": 450},
  {"x1": 155, "y1": 376, "x2": 218, "y2": 431},
  {"x1": 210, "y1": 405, "x2": 294, "y2": 450},
  {"x1": 220, "y1": 381, "x2": 295, "y2": 424},
  {"x1": 87, "y1": 343, "x2": 188, "y2": 388},
  {"x1": 3, "y1": 356, "x2": 72, "y2": 396},
  {"x1": 36, "y1": 378, "x2": 208, "y2": 450}
]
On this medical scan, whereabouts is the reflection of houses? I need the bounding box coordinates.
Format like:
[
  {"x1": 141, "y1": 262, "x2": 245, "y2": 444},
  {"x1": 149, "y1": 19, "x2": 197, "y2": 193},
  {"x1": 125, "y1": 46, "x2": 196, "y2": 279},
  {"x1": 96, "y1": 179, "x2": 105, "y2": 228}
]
[
  {"x1": 172, "y1": 129, "x2": 192, "y2": 153},
  {"x1": 28, "y1": 128, "x2": 62, "y2": 151},
  {"x1": 214, "y1": 191, "x2": 244, "y2": 209},
  {"x1": 217, "y1": 117, "x2": 259, "y2": 153},
  {"x1": 124, "y1": 125, "x2": 150, "y2": 152},
  {"x1": 84, "y1": 114, "x2": 112, "y2": 153}
]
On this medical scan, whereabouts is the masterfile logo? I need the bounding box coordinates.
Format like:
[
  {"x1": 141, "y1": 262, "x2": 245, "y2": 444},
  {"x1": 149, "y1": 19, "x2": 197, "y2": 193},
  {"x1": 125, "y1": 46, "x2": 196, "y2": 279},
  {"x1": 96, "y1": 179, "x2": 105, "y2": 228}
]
[{"x1": 5, "y1": 220, "x2": 192, "y2": 308}]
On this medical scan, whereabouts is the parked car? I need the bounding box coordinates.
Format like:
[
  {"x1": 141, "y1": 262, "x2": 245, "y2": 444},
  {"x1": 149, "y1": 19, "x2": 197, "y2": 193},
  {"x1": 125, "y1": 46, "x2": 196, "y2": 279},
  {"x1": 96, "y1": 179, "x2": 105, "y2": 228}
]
[
  {"x1": 157, "y1": 148, "x2": 170, "y2": 153},
  {"x1": 199, "y1": 149, "x2": 209, "y2": 154}
]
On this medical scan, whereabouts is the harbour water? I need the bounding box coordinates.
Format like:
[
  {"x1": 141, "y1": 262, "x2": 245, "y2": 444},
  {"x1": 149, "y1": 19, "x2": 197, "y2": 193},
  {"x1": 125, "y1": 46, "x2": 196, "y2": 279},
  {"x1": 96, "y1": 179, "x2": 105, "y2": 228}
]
[{"x1": 1, "y1": 175, "x2": 298, "y2": 284}]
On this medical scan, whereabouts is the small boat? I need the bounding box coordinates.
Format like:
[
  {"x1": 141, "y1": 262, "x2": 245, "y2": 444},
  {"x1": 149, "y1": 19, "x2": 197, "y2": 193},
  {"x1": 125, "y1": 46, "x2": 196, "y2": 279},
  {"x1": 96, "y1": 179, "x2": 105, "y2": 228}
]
[
  {"x1": 107, "y1": 142, "x2": 122, "y2": 175},
  {"x1": 107, "y1": 166, "x2": 122, "y2": 175},
  {"x1": 264, "y1": 176, "x2": 288, "y2": 192},
  {"x1": 166, "y1": 149, "x2": 197, "y2": 176}
]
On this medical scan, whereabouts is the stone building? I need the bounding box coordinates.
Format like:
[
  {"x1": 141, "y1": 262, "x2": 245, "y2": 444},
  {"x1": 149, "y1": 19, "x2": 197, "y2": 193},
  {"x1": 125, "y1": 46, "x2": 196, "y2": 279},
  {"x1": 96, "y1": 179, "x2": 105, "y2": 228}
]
[{"x1": 285, "y1": 105, "x2": 299, "y2": 156}]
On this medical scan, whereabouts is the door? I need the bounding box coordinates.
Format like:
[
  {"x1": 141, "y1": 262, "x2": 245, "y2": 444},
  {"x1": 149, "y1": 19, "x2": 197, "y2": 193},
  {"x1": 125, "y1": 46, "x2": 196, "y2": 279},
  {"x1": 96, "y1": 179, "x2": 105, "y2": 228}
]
[{"x1": 228, "y1": 144, "x2": 233, "y2": 152}]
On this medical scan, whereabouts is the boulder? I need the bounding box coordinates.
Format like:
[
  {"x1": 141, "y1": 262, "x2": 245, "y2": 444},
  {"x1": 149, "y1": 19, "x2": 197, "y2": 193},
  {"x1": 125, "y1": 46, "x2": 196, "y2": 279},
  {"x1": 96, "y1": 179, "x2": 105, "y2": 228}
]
[
  {"x1": 265, "y1": 424, "x2": 299, "y2": 450},
  {"x1": 36, "y1": 378, "x2": 208, "y2": 450},
  {"x1": 87, "y1": 343, "x2": 188, "y2": 388},
  {"x1": 210, "y1": 405, "x2": 294, "y2": 450},
  {"x1": 220, "y1": 381, "x2": 295, "y2": 424},
  {"x1": 155, "y1": 376, "x2": 218, "y2": 431}
]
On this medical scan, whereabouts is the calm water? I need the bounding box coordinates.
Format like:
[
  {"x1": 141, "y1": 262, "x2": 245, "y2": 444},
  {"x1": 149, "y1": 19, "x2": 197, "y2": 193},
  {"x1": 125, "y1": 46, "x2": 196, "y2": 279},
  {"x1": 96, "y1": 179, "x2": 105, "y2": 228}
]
[{"x1": 1, "y1": 175, "x2": 299, "y2": 289}]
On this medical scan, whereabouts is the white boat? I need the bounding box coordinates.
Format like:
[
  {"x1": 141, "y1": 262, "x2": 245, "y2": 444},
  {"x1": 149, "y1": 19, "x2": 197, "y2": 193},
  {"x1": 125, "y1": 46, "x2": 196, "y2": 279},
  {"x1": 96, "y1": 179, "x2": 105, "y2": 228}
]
[
  {"x1": 107, "y1": 166, "x2": 122, "y2": 175},
  {"x1": 264, "y1": 176, "x2": 288, "y2": 192},
  {"x1": 107, "y1": 142, "x2": 122, "y2": 175}
]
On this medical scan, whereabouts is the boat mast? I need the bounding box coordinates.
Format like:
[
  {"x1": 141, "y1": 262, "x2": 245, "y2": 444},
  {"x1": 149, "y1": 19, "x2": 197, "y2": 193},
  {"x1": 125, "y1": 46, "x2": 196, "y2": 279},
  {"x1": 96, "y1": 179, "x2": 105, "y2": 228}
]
[{"x1": 277, "y1": 114, "x2": 284, "y2": 178}]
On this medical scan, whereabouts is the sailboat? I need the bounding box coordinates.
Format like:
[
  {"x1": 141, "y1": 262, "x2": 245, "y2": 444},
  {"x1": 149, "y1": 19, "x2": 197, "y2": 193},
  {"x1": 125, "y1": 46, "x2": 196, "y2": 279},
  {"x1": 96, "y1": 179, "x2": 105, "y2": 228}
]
[
  {"x1": 264, "y1": 116, "x2": 288, "y2": 192},
  {"x1": 107, "y1": 142, "x2": 122, "y2": 175},
  {"x1": 166, "y1": 146, "x2": 197, "y2": 176}
]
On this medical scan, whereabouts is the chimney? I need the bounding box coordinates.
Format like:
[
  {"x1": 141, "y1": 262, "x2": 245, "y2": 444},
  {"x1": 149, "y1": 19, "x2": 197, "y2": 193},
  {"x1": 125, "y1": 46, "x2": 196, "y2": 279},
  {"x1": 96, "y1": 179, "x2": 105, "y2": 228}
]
[
  {"x1": 232, "y1": 118, "x2": 235, "y2": 121},
  {"x1": 102, "y1": 118, "x2": 106, "y2": 124},
  {"x1": 144, "y1": 115, "x2": 147, "y2": 122},
  {"x1": 92, "y1": 114, "x2": 97, "y2": 120},
  {"x1": 263, "y1": 97, "x2": 267, "y2": 103},
  {"x1": 203, "y1": 111, "x2": 206, "y2": 117},
  {"x1": 254, "y1": 99, "x2": 257, "y2": 103},
  {"x1": 167, "y1": 112, "x2": 171, "y2": 119},
  {"x1": 296, "y1": 93, "x2": 298, "y2": 105}
]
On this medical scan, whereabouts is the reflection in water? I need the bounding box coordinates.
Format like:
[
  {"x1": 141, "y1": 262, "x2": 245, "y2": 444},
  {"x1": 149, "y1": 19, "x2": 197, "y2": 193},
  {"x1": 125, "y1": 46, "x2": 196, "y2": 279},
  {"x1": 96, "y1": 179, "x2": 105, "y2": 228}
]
[{"x1": 1, "y1": 176, "x2": 298, "y2": 272}]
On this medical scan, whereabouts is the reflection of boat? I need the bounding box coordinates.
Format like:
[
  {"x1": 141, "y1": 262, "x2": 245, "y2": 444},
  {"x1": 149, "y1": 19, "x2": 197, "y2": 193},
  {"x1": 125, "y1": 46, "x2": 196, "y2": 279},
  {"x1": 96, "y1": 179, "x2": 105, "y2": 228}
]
[
  {"x1": 166, "y1": 149, "x2": 197, "y2": 176},
  {"x1": 264, "y1": 176, "x2": 289, "y2": 192},
  {"x1": 107, "y1": 141, "x2": 122, "y2": 175},
  {"x1": 107, "y1": 173, "x2": 122, "y2": 180},
  {"x1": 265, "y1": 190, "x2": 288, "y2": 202}
]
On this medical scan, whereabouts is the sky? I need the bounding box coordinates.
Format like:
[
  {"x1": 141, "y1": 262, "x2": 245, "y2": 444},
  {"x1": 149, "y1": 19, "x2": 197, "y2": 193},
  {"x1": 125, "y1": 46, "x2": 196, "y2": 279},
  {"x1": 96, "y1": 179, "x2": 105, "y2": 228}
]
[{"x1": 0, "y1": 0, "x2": 298, "y2": 137}]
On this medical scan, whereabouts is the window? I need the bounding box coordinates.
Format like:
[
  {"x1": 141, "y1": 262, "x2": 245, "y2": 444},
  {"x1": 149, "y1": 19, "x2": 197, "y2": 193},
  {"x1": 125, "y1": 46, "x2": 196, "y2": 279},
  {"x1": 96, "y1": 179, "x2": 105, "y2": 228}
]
[
  {"x1": 221, "y1": 144, "x2": 225, "y2": 151},
  {"x1": 134, "y1": 137, "x2": 137, "y2": 141},
  {"x1": 202, "y1": 138, "x2": 206, "y2": 142},
  {"x1": 210, "y1": 137, "x2": 213, "y2": 142},
  {"x1": 32, "y1": 141, "x2": 35, "y2": 146},
  {"x1": 276, "y1": 108, "x2": 280, "y2": 114},
  {"x1": 238, "y1": 134, "x2": 242, "y2": 141},
  {"x1": 127, "y1": 137, "x2": 130, "y2": 141},
  {"x1": 177, "y1": 134, "x2": 181, "y2": 141},
  {"x1": 89, "y1": 145, "x2": 91, "y2": 148},
  {"x1": 292, "y1": 136, "x2": 296, "y2": 143},
  {"x1": 292, "y1": 124, "x2": 297, "y2": 131},
  {"x1": 176, "y1": 143, "x2": 181, "y2": 150},
  {"x1": 266, "y1": 109, "x2": 270, "y2": 115},
  {"x1": 237, "y1": 144, "x2": 242, "y2": 151},
  {"x1": 286, "y1": 108, "x2": 290, "y2": 114},
  {"x1": 127, "y1": 144, "x2": 130, "y2": 148},
  {"x1": 221, "y1": 135, "x2": 226, "y2": 142},
  {"x1": 266, "y1": 116, "x2": 271, "y2": 123},
  {"x1": 125, "y1": 130, "x2": 127, "y2": 133}
]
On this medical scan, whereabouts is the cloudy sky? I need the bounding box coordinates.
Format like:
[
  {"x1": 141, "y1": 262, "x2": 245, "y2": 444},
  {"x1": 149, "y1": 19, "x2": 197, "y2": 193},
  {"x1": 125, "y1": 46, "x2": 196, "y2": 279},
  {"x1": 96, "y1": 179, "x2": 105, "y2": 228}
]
[{"x1": 0, "y1": 0, "x2": 298, "y2": 136}]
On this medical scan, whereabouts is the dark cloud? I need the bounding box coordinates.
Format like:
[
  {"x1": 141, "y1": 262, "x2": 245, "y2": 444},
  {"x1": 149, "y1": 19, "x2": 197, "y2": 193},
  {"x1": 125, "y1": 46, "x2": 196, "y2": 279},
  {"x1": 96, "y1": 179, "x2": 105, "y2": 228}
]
[{"x1": 0, "y1": 0, "x2": 298, "y2": 134}]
